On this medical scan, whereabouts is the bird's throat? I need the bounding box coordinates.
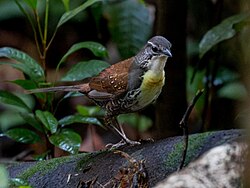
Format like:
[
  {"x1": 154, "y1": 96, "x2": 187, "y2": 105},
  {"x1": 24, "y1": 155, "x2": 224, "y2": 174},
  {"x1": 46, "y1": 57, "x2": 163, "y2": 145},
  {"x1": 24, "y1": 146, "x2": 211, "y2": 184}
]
[{"x1": 148, "y1": 55, "x2": 167, "y2": 73}]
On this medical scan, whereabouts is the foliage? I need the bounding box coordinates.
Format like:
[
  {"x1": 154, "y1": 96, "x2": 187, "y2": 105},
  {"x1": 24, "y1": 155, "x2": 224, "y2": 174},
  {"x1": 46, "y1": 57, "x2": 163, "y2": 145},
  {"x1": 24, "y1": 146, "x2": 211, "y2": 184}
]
[
  {"x1": 199, "y1": 13, "x2": 250, "y2": 59},
  {"x1": 0, "y1": 0, "x2": 106, "y2": 156},
  {"x1": 0, "y1": 0, "x2": 153, "y2": 157},
  {"x1": 103, "y1": 0, "x2": 152, "y2": 58},
  {"x1": 190, "y1": 12, "x2": 250, "y2": 130},
  {"x1": 118, "y1": 113, "x2": 152, "y2": 132}
]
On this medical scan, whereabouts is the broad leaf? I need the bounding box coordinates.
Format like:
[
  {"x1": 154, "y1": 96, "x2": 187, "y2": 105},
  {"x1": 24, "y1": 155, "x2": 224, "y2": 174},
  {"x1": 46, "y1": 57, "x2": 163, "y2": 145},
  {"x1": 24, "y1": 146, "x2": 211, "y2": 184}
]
[
  {"x1": 104, "y1": 0, "x2": 152, "y2": 58},
  {"x1": 0, "y1": 111, "x2": 25, "y2": 131},
  {"x1": 58, "y1": 41, "x2": 108, "y2": 69},
  {"x1": 4, "y1": 128, "x2": 41, "y2": 144},
  {"x1": 20, "y1": 112, "x2": 44, "y2": 132},
  {"x1": 12, "y1": 79, "x2": 46, "y2": 100},
  {"x1": 35, "y1": 110, "x2": 58, "y2": 134},
  {"x1": 49, "y1": 129, "x2": 81, "y2": 154},
  {"x1": 23, "y1": 0, "x2": 37, "y2": 9},
  {"x1": 61, "y1": 0, "x2": 70, "y2": 11},
  {"x1": 199, "y1": 13, "x2": 250, "y2": 59},
  {"x1": 11, "y1": 79, "x2": 38, "y2": 90},
  {"x1": 76, "y1": 105, "x2": 104, "y2": 116},
  {"x1": 57, "y1": 0, "x2": 102, "y2": 28},
  {"x1": 59, "y1": 114, "x2": 102, "y2": 126},
  {"x1": 61, "y1": 60, "x2": 109, "y2": 81},
  {"x1": 0, "y1": 90, "x2": 31, "y2": 112},
  {"x1": 0, "y1": 47, "x2": 44, "y2": 81}
]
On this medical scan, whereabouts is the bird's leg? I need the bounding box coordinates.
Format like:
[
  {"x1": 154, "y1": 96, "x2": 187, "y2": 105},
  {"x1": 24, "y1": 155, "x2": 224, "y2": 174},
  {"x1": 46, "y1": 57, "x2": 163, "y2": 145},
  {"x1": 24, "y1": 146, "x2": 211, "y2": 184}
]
[{"x1": 104, "y1": 115, "x2": 140, "y2": 148}]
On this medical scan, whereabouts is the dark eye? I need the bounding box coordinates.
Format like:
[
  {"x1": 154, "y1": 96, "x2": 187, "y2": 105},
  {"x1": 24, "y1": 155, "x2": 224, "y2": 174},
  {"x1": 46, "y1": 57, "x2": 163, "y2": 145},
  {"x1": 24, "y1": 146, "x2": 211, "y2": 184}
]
[{"x1": 152, "y1": 46, "x2": 158, "y2": 53}]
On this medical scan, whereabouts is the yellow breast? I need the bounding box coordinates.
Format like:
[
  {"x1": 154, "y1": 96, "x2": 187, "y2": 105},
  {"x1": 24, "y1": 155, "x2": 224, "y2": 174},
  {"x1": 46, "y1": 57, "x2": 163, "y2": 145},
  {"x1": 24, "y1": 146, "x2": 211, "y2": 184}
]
[
  {"x1": 130, "y1": 55, "x2": 167, "y2": 111},
  {"x1": 132, "y1": 70, "x2": 165, "y2": 110}
]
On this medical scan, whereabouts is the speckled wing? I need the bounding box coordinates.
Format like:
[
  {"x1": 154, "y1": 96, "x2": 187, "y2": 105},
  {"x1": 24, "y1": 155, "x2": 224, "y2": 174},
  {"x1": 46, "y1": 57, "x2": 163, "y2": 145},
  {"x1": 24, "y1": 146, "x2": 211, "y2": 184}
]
[{"x1": 88, "y1": 58, "x2": 133, "y2": 99}]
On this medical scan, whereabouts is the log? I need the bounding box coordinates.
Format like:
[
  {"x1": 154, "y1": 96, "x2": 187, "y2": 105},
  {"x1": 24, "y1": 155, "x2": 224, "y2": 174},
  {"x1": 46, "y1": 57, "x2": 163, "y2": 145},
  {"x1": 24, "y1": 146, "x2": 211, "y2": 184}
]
[{"x1": 5, "y1": 129, "x2": 244, "y2": 187}]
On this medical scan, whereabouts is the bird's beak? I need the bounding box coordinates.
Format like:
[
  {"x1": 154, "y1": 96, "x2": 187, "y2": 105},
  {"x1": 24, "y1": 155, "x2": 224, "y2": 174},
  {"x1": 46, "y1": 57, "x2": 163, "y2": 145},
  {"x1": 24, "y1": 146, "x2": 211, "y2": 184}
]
[{"x1": 163, "y1": 49, "x2": 172, "y2": 57}]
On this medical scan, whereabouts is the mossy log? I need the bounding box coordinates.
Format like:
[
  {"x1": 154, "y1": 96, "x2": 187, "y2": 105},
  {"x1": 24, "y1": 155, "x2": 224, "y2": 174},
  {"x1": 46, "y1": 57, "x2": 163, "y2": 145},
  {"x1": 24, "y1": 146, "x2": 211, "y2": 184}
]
[{"x1": 5, "y1": 129, "x2": 243, "y2": 187}]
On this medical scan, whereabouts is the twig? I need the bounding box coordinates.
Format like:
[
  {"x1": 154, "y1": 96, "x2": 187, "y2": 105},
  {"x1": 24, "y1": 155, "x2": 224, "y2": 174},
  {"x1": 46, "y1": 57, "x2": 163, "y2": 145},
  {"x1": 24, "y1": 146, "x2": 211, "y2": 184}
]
[{"x1": 178, "y1": 89, "x2": 204, "y2": 170}]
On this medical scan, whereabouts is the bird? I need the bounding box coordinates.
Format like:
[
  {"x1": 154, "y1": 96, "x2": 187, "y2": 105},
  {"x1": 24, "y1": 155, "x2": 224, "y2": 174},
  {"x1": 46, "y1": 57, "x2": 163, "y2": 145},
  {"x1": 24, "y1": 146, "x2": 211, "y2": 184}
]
[{"x1": 28, "y1": 36, "x2": 172, "y2": 147}]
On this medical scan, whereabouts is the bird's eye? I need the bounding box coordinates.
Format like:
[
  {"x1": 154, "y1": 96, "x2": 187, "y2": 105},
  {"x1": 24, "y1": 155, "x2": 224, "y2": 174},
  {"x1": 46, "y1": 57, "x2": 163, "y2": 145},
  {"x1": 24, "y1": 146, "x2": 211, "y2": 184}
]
[{"x1": 152, "y1": 46, "x2": 158, "y2": 53}]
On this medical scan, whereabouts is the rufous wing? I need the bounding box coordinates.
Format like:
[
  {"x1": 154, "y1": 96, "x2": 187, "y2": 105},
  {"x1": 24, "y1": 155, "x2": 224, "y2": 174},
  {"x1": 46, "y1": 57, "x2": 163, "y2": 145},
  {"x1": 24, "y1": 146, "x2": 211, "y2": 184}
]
[{"x1": 88, "y1": 57, "x2": 133, "y2": 99}]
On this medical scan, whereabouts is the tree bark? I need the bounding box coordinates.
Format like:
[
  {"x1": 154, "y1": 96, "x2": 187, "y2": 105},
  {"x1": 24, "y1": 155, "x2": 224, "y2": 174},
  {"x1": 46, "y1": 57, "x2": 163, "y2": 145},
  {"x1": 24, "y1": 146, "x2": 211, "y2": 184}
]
[
  {"x1": 5, "y1": 129, "x2": 243, "y2": 187},
  {"x1": 154, "y1": 0, "x2": 187, "y2": 138}
]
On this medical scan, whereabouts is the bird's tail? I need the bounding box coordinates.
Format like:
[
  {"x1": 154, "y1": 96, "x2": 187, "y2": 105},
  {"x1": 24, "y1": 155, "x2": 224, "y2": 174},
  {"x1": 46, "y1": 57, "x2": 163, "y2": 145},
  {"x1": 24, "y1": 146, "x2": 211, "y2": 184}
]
[{"x1": 26, "y1": 83, "x2": 90, "y2": 94}]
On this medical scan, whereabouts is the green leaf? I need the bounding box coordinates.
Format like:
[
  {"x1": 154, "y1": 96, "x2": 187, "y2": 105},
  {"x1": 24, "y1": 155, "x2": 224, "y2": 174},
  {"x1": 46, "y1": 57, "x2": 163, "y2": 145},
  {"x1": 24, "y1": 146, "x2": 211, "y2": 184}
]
[
  {"x1": 76, "y1": 105, "x2": 104, "y2": 116},
  {"x1": 0, "y1": 90, "x2": 31, "y2": 112},
  {"x1": 11, "y1": 79, "x2": 46, "y2": 100},
  {"x1": 33, "y1": 150, "x2": 50, "y2": 161},
  {"x1": 218, "y1": 82, "x2": 247, "y2": 100},
  {"x1": 20, "y1": 112, "x2": 44, "y2": 132},
  {"x1": 199, "y1": 13, "x2": 250, "y2": 59},
  {"x1": 61, "y1": 0, "x2": 70, "y2": 11},
  {"x1": 58, "y1": 41, "x2": 108, "y2": 69},
  {"x1": 9, "y1": 178, "x2": 31, "y2": 187},
  {"x1": 0, "y1": 47, "x2": 45, "y2": 81},
  {"x1": 15, "y1": 0, "x2": 38, "y2": 48},
  {"x1": 0, "y1": 111, "x2": 25, "y2": 132},
  {"x1": 4, "y1": 128, "x2": 41, "y2": 144},
  {"x1": 11, "y1": 79, "x2": 37, "y2": 90},
  {"x1": 61, "y1": 60, "x2": 109, "y2": 81},
  {"x1": 57, "y1": 0, "x2": 102, "y2": 28},
  {"x1": 118, "y1": 114, "x2": 152, "y2": 132},
  {"x1": 23, "y1": 0, "x2": 37, "y2": 9},
  {"x1": 62, "y1": 92, "x2": 84, "y2": 100},
  {"x1": 59, "y1": 114, "x2": 102, "y2": 126},
  {"x1": 35, "y1": 110, "x2": 58, "y2": 134},
  {"x1": 49, "y1": 129, "x2": 81, "y2": 154},
  {"x1": 104, "y1": 0, "x2": 152, "y2": 58},
  {"x1": 0, "y1": 165, "x2": 8, "y2": 188}
]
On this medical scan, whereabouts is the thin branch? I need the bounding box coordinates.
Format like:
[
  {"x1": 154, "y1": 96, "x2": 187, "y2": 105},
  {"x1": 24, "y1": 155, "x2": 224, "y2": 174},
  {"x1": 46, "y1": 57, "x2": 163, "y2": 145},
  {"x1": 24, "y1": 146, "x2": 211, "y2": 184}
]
[
  {"x1": 178, "y1": 89, "x2": 204, "y2": 170},
  {"x1": 44, "y1": 0, "x2": 49, "y2": 48},
  {"x1": 34, "y1": 10, "x2": 44, "y2": 43}
]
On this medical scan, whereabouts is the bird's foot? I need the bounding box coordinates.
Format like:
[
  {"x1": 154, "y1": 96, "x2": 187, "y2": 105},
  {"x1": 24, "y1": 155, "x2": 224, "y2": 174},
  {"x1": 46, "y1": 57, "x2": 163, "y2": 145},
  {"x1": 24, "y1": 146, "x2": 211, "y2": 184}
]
[{"x1": 106, "y1": 139, "x2": 140, "y2": 150}]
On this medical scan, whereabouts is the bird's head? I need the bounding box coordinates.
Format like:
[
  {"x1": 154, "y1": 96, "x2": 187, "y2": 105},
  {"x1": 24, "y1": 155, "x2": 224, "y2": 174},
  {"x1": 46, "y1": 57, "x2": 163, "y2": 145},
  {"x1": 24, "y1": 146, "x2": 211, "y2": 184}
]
[
  {"x1": 147, "y1": 36, "x2": 172, "y2": 58},
  {"x1": 135, "y1": 36, "x2": 172, "y2": 71}
]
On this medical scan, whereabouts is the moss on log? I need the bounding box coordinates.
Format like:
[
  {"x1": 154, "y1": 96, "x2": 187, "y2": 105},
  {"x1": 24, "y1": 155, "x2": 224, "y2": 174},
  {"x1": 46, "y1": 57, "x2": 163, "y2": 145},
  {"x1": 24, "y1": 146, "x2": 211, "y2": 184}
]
[{"x1": 5, "y1": 129, "x2": 243, "y2": 187}]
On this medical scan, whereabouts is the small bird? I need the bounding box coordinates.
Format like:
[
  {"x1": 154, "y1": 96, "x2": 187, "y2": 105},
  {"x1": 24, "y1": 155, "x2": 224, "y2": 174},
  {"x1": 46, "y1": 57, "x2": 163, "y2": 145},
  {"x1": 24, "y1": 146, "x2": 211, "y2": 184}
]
[{"x1": 28, "y1": 36, "x2": 172, "y2": 147}]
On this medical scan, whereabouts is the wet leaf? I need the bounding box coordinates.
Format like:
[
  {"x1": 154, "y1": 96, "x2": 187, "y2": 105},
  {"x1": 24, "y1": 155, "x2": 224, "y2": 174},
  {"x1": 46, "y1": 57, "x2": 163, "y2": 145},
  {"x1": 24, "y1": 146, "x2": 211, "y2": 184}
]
[
  {"x1": 49, "y1": 129, "x2": 81, "y2": 154},
  {"x1": 58, "y1": 41, "x2": 108, "y2": 68},
  {"x1": 57, "y1": 0, "x2": 102, "y2": 28},
  {"x1": 35, "y1": 110, "x2": 58, "y2": 134},
  {"x1": 4, "y1": 128, "x2": 41, "y2": 144},
  {"x1": 0, "y1": 47, "x2": 44, "y2": 81},
  {"x1": 0, "y1": 90, "x2": 31, "y2": 112},
  {"x1": 59, "y1": 114, "x2": 102, "y2": 126},
  {"x1": 61, "y1": 60, "x2": 109, "y2": 81},
  {"x1": 20, "y1": 112, "x2": 44, "y2": 132}
]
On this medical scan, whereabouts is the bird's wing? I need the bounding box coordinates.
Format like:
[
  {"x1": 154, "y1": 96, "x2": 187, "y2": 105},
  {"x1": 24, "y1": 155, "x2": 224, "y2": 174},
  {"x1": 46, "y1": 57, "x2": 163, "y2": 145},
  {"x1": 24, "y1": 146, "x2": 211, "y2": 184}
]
[{"x1": 88, "y1": 57, "x2": 133, "y2": 99}]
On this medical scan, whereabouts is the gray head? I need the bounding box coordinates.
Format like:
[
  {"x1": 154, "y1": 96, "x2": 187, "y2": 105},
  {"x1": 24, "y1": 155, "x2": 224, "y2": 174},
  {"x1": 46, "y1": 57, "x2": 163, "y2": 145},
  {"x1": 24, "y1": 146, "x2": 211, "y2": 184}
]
[
  {"x1": 135, "y1": 36, "x2": 172, "y2": 68},
  {"x1": 147, "y1": 36, "x2": 172, "y2": 57}
]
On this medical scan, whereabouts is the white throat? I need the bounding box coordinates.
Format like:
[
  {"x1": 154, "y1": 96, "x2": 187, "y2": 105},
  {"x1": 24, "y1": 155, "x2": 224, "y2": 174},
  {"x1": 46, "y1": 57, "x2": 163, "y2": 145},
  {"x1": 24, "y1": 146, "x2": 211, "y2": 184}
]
[{"x1": 148, "y1": 55, "x2": 168, "y2": 73}]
